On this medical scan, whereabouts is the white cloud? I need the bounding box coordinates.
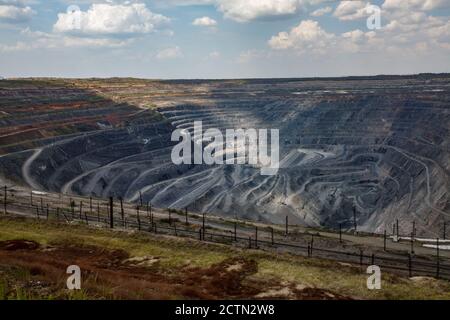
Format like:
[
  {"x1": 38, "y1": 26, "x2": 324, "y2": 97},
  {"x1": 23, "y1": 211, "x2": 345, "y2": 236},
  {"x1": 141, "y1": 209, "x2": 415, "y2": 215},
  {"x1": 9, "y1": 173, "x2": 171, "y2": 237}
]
[
  {"x1": 219, "y1": 0, "x2": 299, "y2": 22},
  {"x1": 160, "y1": 0, "x2": 215, "y2": 5},
  {"x1": 333, "y1": 1, "x2": 370, "y2": 21},
  {"x1": 310, "y1": 6, "x2": 331, "y2": 17},
  {"x1": 268, "y1": 4, "x2": 450, "y2": 57},
  {"x1": 156, "y1": 46, "x2": 183, "y2": 59},
  {"x1": 1, "y1": 2, "x2": 174, "y2": 52},
  {"x1": 58, "y1": 36, "x2": 129, "y2": 48},
  {"x1": 24, "y1": 28, "x2": 129, "y2": 48},
  {"x1": 162, "y1": 0, "x2": 330, "y2": 22},
  {"x1": 382, "y1": 0, "x2": 450, "y2": 11},
  {"x1": 0, "y1": 4, "x2": 35, "y2": 22},
  {"x1": 428, "y1": 20, "x2": 450, "y2": 40},
  {"x1": 53, "y1": 3, "x2": 170, "y2": 35},
  {"x1": 192, "y1": 16, "x2": 217, "y2": 27},
  {"x1": 268, "y1": 20, "x2": 334, "y2": 53},
  {"x1": 216, "y1": 0, "x2": 328, "y2": 22},
  {"x1": 0, "y1": 33, "x2": 128, "y2": 53},
  {"x1": 342, "y1": 29, "x2": 365, "y2": 42},
  {"x1": 0, "y1": 0, "x2": 36, "y2": 5}
]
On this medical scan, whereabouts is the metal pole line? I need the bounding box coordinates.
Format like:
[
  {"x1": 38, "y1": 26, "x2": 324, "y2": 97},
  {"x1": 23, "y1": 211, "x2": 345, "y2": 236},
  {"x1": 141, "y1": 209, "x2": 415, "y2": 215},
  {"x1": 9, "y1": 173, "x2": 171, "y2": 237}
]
[
  {"x1": 3, "y1": 185, "x2": 7, "y2": 214},
  {"x1": 3, "y1": 191, "x2": 450, "y2": 279}
]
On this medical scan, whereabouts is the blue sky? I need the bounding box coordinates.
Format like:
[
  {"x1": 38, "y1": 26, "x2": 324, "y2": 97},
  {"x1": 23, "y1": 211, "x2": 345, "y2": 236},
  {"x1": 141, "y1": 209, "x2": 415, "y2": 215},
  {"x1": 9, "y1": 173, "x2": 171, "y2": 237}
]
[{"x1": 0, "y1": 0, "x2": 449, "y2": 79}]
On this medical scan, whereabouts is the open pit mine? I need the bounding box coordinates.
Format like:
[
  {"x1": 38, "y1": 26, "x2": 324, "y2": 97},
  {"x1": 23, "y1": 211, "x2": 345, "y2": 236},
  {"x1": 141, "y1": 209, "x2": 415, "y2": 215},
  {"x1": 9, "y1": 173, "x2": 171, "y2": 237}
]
[{"x1": 0, "y1": 75, "x2": 449, "y2": 237}]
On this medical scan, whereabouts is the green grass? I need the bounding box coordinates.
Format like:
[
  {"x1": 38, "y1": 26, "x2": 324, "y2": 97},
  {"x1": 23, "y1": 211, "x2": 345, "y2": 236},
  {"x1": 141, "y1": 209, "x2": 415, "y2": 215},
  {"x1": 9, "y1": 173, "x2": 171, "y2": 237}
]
[
  {"x1": 0, "y1": 217, "x2": 230, "y2": 269},
  {"x1": 1, "y1": 216, "x2": 450, "y2": 300},
  {"x1": 0, "y1": 279, "x2": 7, "y2": 300},
  {"x1": 255, "y1": 258, "x2": 450, "y2": 300}
]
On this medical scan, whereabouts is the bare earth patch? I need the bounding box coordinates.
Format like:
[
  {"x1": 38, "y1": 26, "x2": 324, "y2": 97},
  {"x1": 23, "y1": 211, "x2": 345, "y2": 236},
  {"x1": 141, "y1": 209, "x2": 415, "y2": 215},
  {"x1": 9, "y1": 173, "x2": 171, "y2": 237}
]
[{"x1": 0, "y1": 240, "x2": 352, "y2": 300}]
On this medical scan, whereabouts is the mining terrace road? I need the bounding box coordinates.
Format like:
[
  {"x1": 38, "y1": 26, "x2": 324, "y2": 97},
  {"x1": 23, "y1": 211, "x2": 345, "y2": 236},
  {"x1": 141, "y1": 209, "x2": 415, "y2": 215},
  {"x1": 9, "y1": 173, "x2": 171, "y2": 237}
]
[
  {"x1": 21, "y1": 148, "x2": 43, "y2": 190},
  {"x1": 5, "y1": 186, "x2": 450, "y2": 261}
]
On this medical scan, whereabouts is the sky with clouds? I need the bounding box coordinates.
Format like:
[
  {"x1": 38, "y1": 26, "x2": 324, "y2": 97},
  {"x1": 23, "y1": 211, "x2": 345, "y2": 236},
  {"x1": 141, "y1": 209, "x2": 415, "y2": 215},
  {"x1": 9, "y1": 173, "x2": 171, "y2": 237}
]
[{"x1": 0, "y1": 0, "x2": 449, "y2": 79}]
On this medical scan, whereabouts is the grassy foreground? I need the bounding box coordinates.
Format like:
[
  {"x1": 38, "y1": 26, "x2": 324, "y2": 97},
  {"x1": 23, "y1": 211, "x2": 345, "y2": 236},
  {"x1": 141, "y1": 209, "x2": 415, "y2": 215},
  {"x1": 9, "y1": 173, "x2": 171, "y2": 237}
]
[{"x1": 0, "y1": 216, "x2": 449, "y2": 300}]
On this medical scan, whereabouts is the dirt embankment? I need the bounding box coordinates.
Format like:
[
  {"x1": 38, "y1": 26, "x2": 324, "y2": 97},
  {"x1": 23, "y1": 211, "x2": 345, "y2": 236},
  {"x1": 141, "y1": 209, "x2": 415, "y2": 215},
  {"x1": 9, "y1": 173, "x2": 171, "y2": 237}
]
[{"x1": 0, "y1": 239, "x2": 349, "y2": 300}]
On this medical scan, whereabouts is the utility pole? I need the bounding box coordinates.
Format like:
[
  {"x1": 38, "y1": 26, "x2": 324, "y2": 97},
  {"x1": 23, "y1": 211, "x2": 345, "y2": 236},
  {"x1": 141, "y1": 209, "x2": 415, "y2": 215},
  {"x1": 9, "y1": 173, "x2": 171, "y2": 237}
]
[
  {"x1": 444, "y1": 221, "x2": 447, "y2": 240},
  {"x1": 202, "y1": 213, "x2": 206, "y2": 239},
  {"x1": 436, "y1": 238, "x2": 440, "y2": 278},
  {"x1": 109, "y1": 197, "x2": 114, "y2": 229},
  {"x1": 71, "y1": 200, "x2": 75, "y2": 218},
  {"x1": 120, "y1": 197, "x2": 124, "y2": 226},
  {"x1": 396, "y1": 219, "x2": 399, "y2": 238},
  {"x1": 137, "y1": 206, "x2": 141, "y2": 231},
  {"x1": 151, "y1": 206, "x2": 154, "y2": 224},
  {"x1": 285, "y1": 215, "x2": 288, "y2": 236},
  {"x1": 3, "y1": 185, "x2": 6, "y2": 214},
  {"x1": 408, "y1": 254, "x2": 412, "y2": 277},
  {"x1": 149, "y1": 203, "x2": 153, "y2": 224}
]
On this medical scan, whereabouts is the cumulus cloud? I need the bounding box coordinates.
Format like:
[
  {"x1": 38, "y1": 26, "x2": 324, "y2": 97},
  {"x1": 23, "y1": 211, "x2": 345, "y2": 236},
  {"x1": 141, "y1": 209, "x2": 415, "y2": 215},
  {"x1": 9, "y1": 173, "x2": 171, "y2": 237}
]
[
  {"x1": 427, "y1": 20, "x2": 450, "y2": 41},
  {"x1": 159, "y1": 0, "x2": 215, "y2": 5},
  {"x1": 341, "y1": 29, "x2": 365, "y2": 42},
  {"x1": 192, "y1": 16, "x2": 217, "y2": 27},
  {"x1": 0, "y1": 1, "x2": 35, "y2": 23},
  {"x1": 310, "y1": 6, "x2": 331, "y2": 17},
  {"x1": 0, "y1": 2, "x2": 174, "y2": 52},
  {"x1": 53, "y1": 3, "x2": 170, "y2": 35},
  {"x1": 218, "y1": 0, "x2": 301, "y2": 22},
  {"x1": 163, "y1": 0, "x2": 330, "y2": 22},
  {"x1": 333, "y1": 1, "x2": 371, "y2": 21},
  {"x1": 0, "y1": 0, "x2": 36, "y2": 5},
  {"x1": 0, "y1": 28, "x2": 129, "y2": 53},
  {"x1": 268, "y1": 0, "x2": 450, "y2": 58},
  {"x1": 156, "y1": 46, "x2": 183, "y2": 59},
  {"x1": 382, "y1": 0, "x2": 450, "y2": 11},
  {"x1": 268, "y1": 20, "x2": 334, "y2": 53},
  {"x1": 0, "y1": 0, "x2": 36, "y2": 6}
]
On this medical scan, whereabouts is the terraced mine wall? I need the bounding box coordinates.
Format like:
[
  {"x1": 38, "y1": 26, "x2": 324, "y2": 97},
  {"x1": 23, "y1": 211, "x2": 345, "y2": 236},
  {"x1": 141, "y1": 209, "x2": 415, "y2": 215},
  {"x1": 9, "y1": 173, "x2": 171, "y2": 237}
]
[{"x1": 0, "y1": 76, "x2": 449, "y2": 237}]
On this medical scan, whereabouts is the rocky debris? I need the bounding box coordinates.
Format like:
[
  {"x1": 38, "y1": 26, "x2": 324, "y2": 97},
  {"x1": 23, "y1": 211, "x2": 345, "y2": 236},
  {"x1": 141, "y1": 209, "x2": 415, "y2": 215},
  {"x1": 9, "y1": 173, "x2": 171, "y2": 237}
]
[
  {"x1": 0, "y1": 240, "x2": 39, "y2": 251},
  {"x1": 123, "y1": 256, "x2": 160, "y2": 267}
]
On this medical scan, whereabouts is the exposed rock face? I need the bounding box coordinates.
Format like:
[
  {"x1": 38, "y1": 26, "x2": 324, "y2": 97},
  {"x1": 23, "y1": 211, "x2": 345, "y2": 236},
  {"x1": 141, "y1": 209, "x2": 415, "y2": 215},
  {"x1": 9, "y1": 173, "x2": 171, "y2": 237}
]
[{"x1": 0, "y1": 76, "x2": 449, "y2": 236}]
